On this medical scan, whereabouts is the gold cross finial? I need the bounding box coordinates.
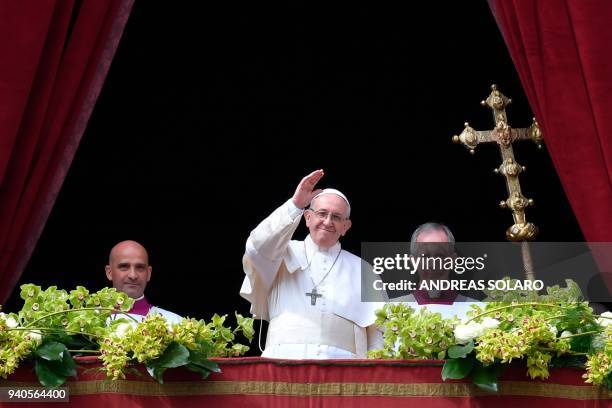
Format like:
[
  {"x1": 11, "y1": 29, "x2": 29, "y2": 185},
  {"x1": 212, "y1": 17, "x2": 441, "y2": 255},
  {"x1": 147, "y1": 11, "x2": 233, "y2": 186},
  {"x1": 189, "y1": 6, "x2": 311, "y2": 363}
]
[{"x1": 452, "y1": 85, "x2": 544, "y2": 280}]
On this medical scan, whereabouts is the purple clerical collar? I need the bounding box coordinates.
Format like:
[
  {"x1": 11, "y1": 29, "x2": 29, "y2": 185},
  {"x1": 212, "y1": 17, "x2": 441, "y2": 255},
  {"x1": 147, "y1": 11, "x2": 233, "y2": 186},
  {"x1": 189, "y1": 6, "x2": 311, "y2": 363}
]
[
  {"x1": 412, "y1": 290, "x2": 458, "y2": 305},
  {"x1": 129, "y1": 295, "x2": 152, "y2": 316}
]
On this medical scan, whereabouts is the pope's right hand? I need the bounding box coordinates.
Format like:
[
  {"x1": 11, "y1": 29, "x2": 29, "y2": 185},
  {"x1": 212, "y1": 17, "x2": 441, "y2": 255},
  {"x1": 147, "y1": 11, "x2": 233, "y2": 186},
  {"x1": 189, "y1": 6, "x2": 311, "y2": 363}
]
[{"x1": 292, "y1": 169, "x2": 324, "y2": 209}]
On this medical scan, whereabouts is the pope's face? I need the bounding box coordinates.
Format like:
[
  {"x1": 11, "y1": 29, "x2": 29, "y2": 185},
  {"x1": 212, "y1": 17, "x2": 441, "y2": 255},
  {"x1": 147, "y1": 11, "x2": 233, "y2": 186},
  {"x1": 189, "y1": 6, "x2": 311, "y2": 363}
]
[
  {"x1": 105, "y1": 243, "x2": 151, "y2": 299},
  {"x1": 304, "y1": 194, "x2": 351, "y2": 249}
]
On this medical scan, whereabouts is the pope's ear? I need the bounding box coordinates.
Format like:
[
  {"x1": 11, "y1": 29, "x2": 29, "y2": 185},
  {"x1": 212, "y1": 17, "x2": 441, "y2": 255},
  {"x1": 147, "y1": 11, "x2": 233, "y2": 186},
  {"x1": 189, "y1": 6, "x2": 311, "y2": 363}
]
[
  {"x1": 147, "y1": 266, "x2": 152, "y2": 282},
  {"x1": 304, "y1": 210, "x2": 312, "y2": 227},
  {"x1": 341, "y1": 219, "x2": 352, "y2": 236},
  {"x1": 105, "y1": 265, "x2": 112, "y2": 281}
]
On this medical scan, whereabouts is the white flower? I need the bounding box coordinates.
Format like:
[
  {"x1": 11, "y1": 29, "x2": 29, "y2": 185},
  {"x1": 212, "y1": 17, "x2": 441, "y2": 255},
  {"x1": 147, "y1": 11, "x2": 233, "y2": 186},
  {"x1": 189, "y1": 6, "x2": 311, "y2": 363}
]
[
  {"x1": 0, "y1": 312, "x2": 15, "y2": 328},
  {"x1": 113, "y1": 322, "x2": 132, "y2": 337},
  {"x1": 454, "y1": 321, "x2": 484, "y2": 344},
  {"x1": 481, "y1": 317, "x2": 500, "y2": 330},
  {"x1": 5, "y1": 316, "x2": 18, "y2": 329},
  {"x1": 597, "y1": 311, "x2": 612, "y2": 327},
  {"x1": 27, "y1": 330, "x2": 42, "y2": 345},
  {"x1": 560, "y1": 330, "x2": 573, "y2": 339},
  {"x1": 547, "y1": 324, "x2": 558, "y2": 337}
]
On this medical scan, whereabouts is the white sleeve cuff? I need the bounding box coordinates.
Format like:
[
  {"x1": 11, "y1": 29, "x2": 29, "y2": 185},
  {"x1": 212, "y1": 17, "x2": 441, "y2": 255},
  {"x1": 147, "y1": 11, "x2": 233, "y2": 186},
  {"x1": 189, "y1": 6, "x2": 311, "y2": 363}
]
[{"x1": 286, "y1": 198, "x2": 304, "y2": 220}]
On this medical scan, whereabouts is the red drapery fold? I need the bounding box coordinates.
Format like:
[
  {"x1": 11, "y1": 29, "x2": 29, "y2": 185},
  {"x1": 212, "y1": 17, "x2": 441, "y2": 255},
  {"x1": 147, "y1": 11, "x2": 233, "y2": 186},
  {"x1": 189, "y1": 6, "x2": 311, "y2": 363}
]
[
  {"x1": 0, "y1": 0, "x2": 134, "y2": 303},
  {"x1": 487, "y1": 0, "x2": 612, "y2": 241},
  {"x1": 488, "y1": 0, "x2": 612, "y2": 287}
]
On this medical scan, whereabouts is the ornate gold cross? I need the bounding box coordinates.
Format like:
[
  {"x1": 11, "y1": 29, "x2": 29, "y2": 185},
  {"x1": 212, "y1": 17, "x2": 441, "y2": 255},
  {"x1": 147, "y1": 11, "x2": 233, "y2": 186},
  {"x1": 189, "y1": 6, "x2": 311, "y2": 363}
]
[{"x1": 452, "y1": 85, "x2": 544, "y2": 280}]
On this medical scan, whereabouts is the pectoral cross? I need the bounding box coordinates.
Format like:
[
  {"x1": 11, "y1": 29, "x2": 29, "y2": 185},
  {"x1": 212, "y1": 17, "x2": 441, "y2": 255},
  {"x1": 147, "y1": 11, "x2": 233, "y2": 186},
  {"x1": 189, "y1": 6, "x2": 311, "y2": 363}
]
[
  {"x1": 306, "y1": 288, "x2": 322, "y2": 305},
  {"x1": 452, "y1": 85, "x2": 544, "y2": 281}
]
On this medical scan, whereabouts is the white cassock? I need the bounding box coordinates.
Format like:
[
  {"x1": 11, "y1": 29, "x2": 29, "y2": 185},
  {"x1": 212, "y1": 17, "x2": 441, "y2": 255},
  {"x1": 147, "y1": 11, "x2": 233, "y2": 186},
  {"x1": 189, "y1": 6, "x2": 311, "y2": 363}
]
[
  {"x1": 391, "y1": 293, "x2": 482, "y2": 321},
  {"x1": 109, "y1": 296, "x2": 183, "y2": 326},
  {"x1": 240, "y1": 199, "x2": 382, "y2": 359},
  {"x1": 136, "y1": 306, "x2": 183, "y2": 325}
]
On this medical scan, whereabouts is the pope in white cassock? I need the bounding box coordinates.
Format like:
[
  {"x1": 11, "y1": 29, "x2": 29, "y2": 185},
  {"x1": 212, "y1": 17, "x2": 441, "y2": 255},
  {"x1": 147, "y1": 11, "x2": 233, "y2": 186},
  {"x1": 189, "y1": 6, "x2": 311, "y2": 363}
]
[{"x1": 240, "y1": 169, "x2": 382, "y2": 359}]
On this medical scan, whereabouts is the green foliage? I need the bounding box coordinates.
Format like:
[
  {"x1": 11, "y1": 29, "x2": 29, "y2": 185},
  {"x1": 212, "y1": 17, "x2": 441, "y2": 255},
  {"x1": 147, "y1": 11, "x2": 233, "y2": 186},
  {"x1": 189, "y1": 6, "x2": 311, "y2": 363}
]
[
  {"x1": 447, "y1": 341, "x2": 474, "y2": 359},
  {"x1": 471, "y1": 362, "x2": 504, "y2": 393},
  {"x1": 442, "y1": 357, "x2": 473, "y2": 380},
  {"x1": 583, "y1": 324, "x2": 612, "y2": 385},
  {"x1": 34, "y1": 344, "x2": 77, "y2": 387},
  {"x1": 373, "y1": 279, "x2": 612, "y2": 391},
  {"x1": 99, "y1": 313, "x2": 252, "y2": 381},
  {"x1": 147, "y1": 342, "x2": 190, "y2": 383},
  {"x1": 368, "y1": 303, "x2": 456, "y2": 360},
  {"x1": 1, "y1": 283, "x2": 254, "y2": 387},
  {"x1": 549, "y1": 354, "x2": 587, "y2": 369},
  {"x1": 35, "y1": 341, "x2": 68, "y2": 361}
]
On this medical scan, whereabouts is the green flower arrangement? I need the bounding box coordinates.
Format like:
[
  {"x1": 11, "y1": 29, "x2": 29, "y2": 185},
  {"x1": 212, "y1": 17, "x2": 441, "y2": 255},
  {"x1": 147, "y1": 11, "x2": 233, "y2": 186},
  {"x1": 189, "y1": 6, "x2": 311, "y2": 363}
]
[
  {"x1": 0, "y1": 284, "x2": 254, "y2": 387},
  {"x1": 370, "y1": 279, "x2": 612, "y2": 391}
]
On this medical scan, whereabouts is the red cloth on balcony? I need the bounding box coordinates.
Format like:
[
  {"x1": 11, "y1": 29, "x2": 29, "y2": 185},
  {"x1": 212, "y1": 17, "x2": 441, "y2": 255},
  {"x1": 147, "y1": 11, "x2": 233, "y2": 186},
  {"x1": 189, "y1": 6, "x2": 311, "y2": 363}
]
[{"x1": 2, "y1": 357, "x2": 609, "y2": 407}]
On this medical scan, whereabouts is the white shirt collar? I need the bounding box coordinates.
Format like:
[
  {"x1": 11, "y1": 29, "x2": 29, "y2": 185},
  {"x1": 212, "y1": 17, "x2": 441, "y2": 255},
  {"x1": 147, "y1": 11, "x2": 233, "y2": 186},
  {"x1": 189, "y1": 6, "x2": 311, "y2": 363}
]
[{"x1": 305, "y1": 234, "x2": 341, "y2": 258}]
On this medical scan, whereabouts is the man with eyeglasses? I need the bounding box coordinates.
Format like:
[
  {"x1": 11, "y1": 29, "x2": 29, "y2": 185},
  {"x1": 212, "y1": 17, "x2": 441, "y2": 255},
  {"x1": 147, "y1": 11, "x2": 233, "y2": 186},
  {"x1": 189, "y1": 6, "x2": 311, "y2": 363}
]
[
  {"x1": 390, "y1": 223, "x2": 481, "y2": 320},
  {"x1": 240, "y1": 169, "x2": 382, "y2": 359}
]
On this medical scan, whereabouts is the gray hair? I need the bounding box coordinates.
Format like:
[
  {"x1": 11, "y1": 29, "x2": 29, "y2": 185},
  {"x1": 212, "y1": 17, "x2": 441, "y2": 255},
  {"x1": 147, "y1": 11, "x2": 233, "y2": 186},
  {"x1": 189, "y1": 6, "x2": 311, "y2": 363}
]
[{"x1": 410, "y1": 222, "x2": 455, "y2": 255}]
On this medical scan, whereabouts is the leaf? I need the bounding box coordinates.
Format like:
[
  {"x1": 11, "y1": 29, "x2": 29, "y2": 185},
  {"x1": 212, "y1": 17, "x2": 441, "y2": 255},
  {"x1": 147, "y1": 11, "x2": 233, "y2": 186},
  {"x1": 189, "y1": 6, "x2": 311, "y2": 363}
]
[
  {"x1": 231, "y1": 343, "x2": 249, "y2": 356},
  {"x1": 212, "y1": 313, "x2": 227, "y2": 327},
  {"x1": 235, "y1": 312, "x2": 255, "y2": 340},
  {"x1": 53, "y1": 351, "x2": 77, "y2": 377},
  {"x1": 447, "y1": 341, "x2": 474, "y2": 359},
  {"x1": 64, "y1": 335, "x2": 98, "y2": 350},
  {"x1": 152, "y1": 342, "x2": 190, "y2": 369},
  {"x1": 146, "y1": 365, "x2": 167, "y2": 384},
  {"x1": 603, "y1": 371, "x2": 612, "y2": 391},
  {"x1": 570, "y1": 333, "x2": 594, "y2": 354},
  {"x1": 195, "y1": 339, "x2": 214, "y2": 355},
  {"x1": 565, "y1": 308, "x2": 580, "y2": 323},
  {"x1": 35, "y1": 341, "x2": 67, "y2": 361},
  {"x1": 375, "y1": 308, "x2": 388, "y2": 320},
  {"x1": 35, "y1": 359, "x2": 65, "y2": 387},
  {"x1": 188, "y1": 350, "x2": 221, "y2": 373},
  {"x1": 145, "y1": 343, "x2": 191, "y2": 384},
  {"x1": 185, "y1": 363, "x2": 212, "y2": 380},
  {"x1": 219, "y1": 327, "x2": 234, "y2": 342},
  {"x1": 549, "y1": 355, "x2": 587, "y2": 369},
  {"x1": 471, "y1": 363, "x2": 503, "y2": 393},
  {"x1": 442, "y1": 358, "x2": 473, "y2": 380}
]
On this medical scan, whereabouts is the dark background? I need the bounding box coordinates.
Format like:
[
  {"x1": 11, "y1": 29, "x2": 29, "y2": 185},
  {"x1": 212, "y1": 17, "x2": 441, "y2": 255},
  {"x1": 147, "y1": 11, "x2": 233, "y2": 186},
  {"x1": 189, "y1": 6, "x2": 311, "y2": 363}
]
[{"x1": 5, "y1": 2, "x2": 584, "y2": 317}]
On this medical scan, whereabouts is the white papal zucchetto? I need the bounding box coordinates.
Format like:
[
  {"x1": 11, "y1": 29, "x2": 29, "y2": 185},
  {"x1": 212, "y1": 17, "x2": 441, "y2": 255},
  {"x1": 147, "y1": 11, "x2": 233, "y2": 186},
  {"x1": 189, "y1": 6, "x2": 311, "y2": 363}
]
[{"x1": 310, "y1": 188, "x2": 351, "y2": 217}]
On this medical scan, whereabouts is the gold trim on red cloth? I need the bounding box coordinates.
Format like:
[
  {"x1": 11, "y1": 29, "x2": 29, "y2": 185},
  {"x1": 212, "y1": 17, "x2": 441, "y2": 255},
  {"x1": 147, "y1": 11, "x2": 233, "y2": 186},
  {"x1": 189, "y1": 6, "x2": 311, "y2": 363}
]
[{"x1": 2, "y1": 380, "x2": 611, "y2": 400}]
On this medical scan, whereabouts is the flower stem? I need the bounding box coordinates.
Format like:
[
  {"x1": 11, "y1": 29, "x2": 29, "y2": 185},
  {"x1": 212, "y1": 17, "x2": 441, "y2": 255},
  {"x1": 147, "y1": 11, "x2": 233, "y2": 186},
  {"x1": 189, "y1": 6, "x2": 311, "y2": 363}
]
[
  {"x1": 465, "y1": 303, "x2": 575, "y2": 324},
  {"x1": 8, "y1": 326, "x2": 102, "y2": 339},
  {"x1": 24, "y1": 307, "x2": 139, "y2": 328},
  {"x1": 561, "y1": 330, "x2": 602, "y2": 339},
  {"x1": 538, "y1": 346, "x2": 587, "y2": 356},
  {"x1": 68, "y1": 349, "x2": 100, "y2": 354},
  {"x1": 543, "y1": 314, "x2": 568, "y2": 322}
]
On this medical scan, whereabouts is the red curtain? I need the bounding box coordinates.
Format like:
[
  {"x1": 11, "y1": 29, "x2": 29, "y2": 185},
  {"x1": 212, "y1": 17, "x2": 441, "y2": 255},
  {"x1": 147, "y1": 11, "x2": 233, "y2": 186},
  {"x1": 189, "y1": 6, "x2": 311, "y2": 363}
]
[
  {"x1": 488, "y1": 0, "x2": 612, "y2": 289},
  {"x1": 487, "y1": 0, "x2": 612, "y2": 241},
  {"x1": 0, "y1": 0, "x2": 134, "y2": 303}
]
